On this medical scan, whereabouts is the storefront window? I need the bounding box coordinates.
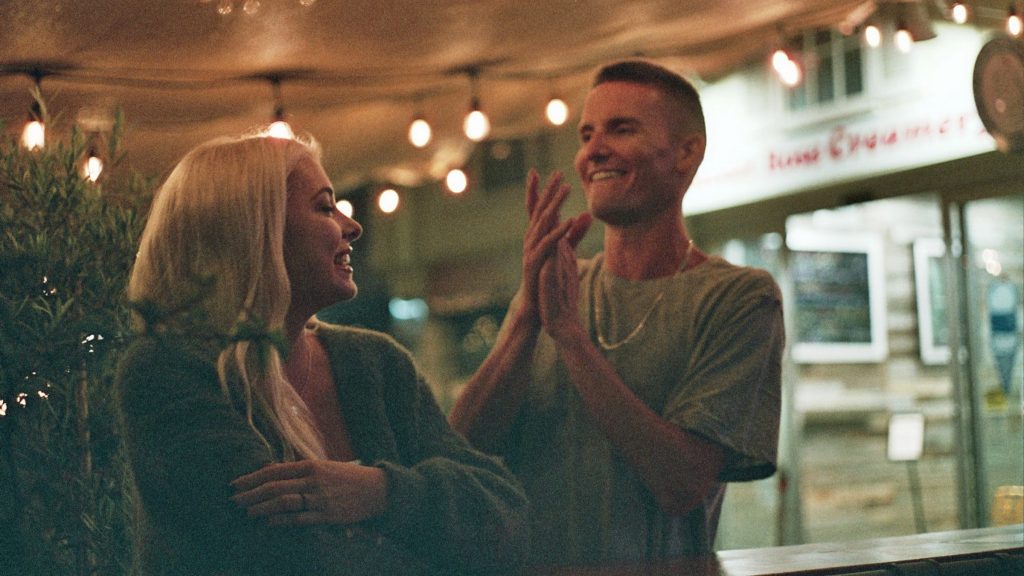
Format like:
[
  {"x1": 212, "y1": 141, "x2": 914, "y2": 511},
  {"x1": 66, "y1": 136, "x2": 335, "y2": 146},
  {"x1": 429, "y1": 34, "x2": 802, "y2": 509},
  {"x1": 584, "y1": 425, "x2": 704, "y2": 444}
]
[{"x1": 782, "y1": 195, "x2": 960, "y2": 544}]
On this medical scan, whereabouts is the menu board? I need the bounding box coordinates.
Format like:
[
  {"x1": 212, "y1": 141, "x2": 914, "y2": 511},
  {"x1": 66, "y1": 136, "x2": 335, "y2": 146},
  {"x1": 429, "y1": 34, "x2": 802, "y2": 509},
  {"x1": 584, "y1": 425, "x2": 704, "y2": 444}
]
[
  {"x1": 787, "y1": 230, "x2": 889, "y2": 363},
  {"x1": 913, "y1": 238, "x2": 951, "y2": 365}
]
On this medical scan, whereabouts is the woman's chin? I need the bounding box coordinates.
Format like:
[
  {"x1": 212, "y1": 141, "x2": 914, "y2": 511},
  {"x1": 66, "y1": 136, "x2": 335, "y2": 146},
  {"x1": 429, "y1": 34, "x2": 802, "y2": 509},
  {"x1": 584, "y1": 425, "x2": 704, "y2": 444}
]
[{"x1": 336, "y1": 282, "x2": 358, "y2": 302}]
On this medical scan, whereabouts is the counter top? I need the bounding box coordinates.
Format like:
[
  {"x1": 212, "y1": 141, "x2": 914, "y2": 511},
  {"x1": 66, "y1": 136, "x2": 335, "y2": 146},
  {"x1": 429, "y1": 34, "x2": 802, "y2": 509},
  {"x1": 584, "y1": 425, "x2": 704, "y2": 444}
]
[{"x1": 530, "y1": 524, "x2": 1023, "y2": 575}]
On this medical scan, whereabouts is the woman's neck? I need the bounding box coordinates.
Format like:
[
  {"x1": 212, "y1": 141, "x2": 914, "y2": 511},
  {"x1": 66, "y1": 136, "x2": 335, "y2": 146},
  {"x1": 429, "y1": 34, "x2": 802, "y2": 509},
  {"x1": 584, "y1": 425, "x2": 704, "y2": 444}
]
[{"x1": 283, "y1": 314, "x2": 315, "y2": 375}]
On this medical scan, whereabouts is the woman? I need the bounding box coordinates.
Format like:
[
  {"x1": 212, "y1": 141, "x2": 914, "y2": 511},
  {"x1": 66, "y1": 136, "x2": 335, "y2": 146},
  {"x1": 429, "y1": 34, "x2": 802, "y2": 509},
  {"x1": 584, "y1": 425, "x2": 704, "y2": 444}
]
[{"x1": 117, "y1": 135, "x2": 528, "y2": 576}]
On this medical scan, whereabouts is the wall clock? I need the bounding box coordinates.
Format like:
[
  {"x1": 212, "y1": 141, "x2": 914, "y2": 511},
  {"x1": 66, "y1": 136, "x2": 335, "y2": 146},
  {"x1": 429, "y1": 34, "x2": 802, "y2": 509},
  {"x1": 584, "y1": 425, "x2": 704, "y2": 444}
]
[{"x1": 973, "y1": 36, "x2": 1024, "y2": 153}]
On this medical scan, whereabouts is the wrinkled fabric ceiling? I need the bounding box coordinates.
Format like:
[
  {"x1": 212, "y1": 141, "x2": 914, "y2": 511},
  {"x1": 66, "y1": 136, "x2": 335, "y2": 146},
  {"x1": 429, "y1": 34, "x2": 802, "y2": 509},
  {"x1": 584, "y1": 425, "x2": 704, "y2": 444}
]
[{"x1": 0, "y1": 1, "x2": 1011, "y2": 189}]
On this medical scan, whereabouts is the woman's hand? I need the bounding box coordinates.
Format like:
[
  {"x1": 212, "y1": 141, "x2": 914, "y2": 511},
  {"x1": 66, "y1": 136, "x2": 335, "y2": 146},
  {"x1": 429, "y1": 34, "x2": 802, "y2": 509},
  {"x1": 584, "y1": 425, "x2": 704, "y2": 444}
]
[{"x1": 230, "y1": 460, "x2": 387, "y2": 527}]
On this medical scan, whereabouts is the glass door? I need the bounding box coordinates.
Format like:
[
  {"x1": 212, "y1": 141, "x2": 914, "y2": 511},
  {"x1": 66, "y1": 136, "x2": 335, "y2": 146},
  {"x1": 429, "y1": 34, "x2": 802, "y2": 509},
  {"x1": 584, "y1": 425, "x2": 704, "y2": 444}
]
[{"x1": 953, "y1": 193, "x2": 1024, "y2": 527}]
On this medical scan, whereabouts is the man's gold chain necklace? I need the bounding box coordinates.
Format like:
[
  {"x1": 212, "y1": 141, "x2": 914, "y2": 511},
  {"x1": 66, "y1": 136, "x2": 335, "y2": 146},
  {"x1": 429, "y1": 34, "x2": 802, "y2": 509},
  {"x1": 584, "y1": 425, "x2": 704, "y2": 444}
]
[{"x1": 594, "y1": 240, "x2": 693, "y2": 352}]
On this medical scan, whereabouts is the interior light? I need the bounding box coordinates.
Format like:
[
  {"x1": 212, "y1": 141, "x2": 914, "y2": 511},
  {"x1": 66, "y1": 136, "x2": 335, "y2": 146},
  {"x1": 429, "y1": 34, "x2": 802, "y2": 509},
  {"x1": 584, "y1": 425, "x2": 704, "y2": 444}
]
[
  {"x1": 378, "y1": 188, "x2": 400, "y2": 214},
  {"x1": 771, "y1": 48, "x2": 790, "y2": 72},
  {"x1": 463, "y1": 69, "x2": 490, "y2": 142},
  {"x1": 895, "y1": 22, "x2": 914, "y2": 53},
  {"x1": 21, "y1": 118, "x2": 44, "y2": 150},
  {"x1": 1009, "y1": 4, "x2": 1023, "y2": 36},
  {"x1": 864, "y1": 24, "x2": 882, "y2": 48},
  {"x1": 950, "y1": 2, "x2": 969, "y2": 24},
  {"x1": 771, "y1": 49, "x2": 802, "y2": 87},
  {"x1": 778, "y1": 60, "x2": 802, "y2": 87},
  {"x1": 336, "y1": 199, "x2": 354, "y2": 218},
  {"x1": 464, "y1": 101, "x2": 490, "y2": 142},
  {"x1": 446, "y1": 168, "x2": 468, "y2": 194},
  {"x1": 83, "y1": 149, "x2": 103, "y2": 182},
  {"x1": 408, "y1": 116, "x2": 432, "y2": 148},
  {"x1": 205, "y1": 0, "x2": 314, "y2": 13},
  {"x1": 21, "y1": 77, "x2": 45, "y2": 151},
  {"x1": 265, "y1": 119, "x2": 295, "y2": 139},
  {"x1": 263, "y1": 78, "x2": 295, "y2": 139},
  {"x1": 389, "y1": 297, "x2": 428, "y2": 321},
  {"x1": 545, "y1": 97, "x2": 569, "y2": 126}
]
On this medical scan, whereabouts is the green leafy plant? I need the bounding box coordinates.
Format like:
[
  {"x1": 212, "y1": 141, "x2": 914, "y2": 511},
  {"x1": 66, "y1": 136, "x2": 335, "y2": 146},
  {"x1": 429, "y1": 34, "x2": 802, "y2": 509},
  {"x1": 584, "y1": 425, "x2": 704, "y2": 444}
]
[{"x1": 0, "y1": 98, "x2": 153, "y2": 576}]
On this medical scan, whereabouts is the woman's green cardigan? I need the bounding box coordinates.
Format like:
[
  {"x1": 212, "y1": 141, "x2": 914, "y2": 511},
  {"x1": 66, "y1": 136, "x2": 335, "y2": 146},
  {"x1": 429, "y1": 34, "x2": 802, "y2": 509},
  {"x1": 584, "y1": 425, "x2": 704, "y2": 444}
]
[{"x1": 116, "y1": 322, "x2": 528, "y2": 576}]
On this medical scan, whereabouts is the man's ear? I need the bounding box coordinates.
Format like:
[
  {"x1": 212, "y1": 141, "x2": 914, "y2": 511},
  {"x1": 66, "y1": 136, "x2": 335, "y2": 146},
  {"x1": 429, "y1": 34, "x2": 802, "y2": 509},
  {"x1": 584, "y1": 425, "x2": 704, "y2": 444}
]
[{"x1": 674, "y1": 133, "x2": 706, "y2": 174}]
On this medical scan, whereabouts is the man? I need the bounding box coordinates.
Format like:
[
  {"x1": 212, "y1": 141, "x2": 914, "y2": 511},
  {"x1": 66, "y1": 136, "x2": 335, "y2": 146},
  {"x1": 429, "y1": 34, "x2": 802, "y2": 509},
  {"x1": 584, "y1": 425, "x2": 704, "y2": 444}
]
[{"x1": 449, "y1": 60, "x2": 784, "y2": 564}]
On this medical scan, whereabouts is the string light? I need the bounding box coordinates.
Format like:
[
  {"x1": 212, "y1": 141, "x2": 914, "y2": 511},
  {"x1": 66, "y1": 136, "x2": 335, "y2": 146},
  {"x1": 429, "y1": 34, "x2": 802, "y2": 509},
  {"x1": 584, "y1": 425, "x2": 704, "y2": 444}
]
[
  {"x1": 377, "y1": 188, "x2": 400, "y2": 214},
  {"x1": 445, "y1": 168, "x2": 468, "y2": 194},
  {"x1": 21, "y1": 101, "x2": 45, "y2": 150},
  {"x1": 545, "y1": 96, "x2": 569, "y2": 126},
  {"x1": 408, "y1": 114, "x2": 432, "y2": 148},
  {"x1": 266, "y1": 115, "x2": 295, "y2": 139},
  {"x1": 82, "y1": 146, "x2": 103, "y2": 182},
  {"x1": 769, "y1": 27, "x2": 803, "y2": 88},
  {"x1": 262, "y1": 77, "x2": 295, "y2": 139},
  {"x1": 463, "y1": 69, "x2": 490, "y2": 142},
  {"x1": 1009, "y1": 3, "x2": 1023, "y2": 36},
  {"x1": 21, "y1": 71, "x2": 45, "y2": 150},
  {"x1": 464, "y1": 104, "x2": 490, "y2": 142},
  {"x1": 13, "y1": 7, "x2": 1000, "y2": 198},
  {"x1": 864, "y1": 23, "x2": 882, "y2": 48},
  {"x1": 336, "y1": 199, "x2": 354, "y2": 218},
  {"x1": 203, "y1": 0, "x2": 316, "y2": 16},
  {"x1": 895, "y1": 20, "x2": 914, "y2": 53},
  {"x1": 771, "y1": 47, "x2": 803, "y2": 87},
  {"x1": 950, "y1": 2, "x2": 969, "y2": 24}
]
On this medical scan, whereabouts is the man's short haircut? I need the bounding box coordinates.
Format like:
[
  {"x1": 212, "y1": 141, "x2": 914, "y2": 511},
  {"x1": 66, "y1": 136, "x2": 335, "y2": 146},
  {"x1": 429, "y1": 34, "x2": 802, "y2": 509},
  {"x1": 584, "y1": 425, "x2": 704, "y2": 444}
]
[{"x1": 593, "y1": 59, "x2": 706, "y2": 138}]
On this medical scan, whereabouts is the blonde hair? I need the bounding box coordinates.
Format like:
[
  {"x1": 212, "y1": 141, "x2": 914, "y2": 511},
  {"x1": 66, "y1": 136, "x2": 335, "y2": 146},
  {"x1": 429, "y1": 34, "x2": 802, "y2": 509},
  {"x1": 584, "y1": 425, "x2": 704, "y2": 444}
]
[{"x1": 128, "y1": 135, "x2": 327, "y2": 461}]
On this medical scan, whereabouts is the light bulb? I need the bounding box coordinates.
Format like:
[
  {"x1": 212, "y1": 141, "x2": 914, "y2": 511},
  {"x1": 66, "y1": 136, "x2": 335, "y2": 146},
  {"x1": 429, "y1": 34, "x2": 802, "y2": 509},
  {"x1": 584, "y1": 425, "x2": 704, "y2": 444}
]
[
  {"x1": 217, "y1": 0, "x2": 233, "y2": 15},
  {"x1": 265, "y1": 120, "x2": 295, "y2": 140},
  {"x1": 545, "y1": 98, "x2": 569, "y2": 126},
  {"x1": 408, "y1": 117, "x2": 432, "y2": 148},
  {"x1": 378, "y1": 189, "x2": 400, "y2": 214},
  {"x1": 771, "y1": 49, "x2": 790, "y2": 73},
  {"x1": 463, "y1": 104, "x2": 490, "y2": 142},
  {"x1": 446, "y1": 168, "x2": 468, "y2": 194},
  {"x1": 243, "y1": 0, "x2": 261, "y2": 15},
  {"x1": 951, "y1": 3, "x2": 968, "y2": 24},
  {"x1": 895, "y1": 26, "x2": 913, "y2": 53},
  {"x1": 83, "y1": 154, "x2": 104, "y2": 182},
  {"x1": 21, "y1": 120, "x2": 45, "y2": 150},
  {"x1": 778, "y1": 58, "x2": 802, "y2": 87},
  {"x1": 336, "y1": 199, "x2": 354, "y2": 218},
  {"x1": 864, "y1": 24, "x2": 882, "y2": 48},
  {"x1": 22, "y1": 92, "x2": 45, "y2": 150},
  {"x1": 1009, "y1": 8, "x2": 1023, "y2": 36},
  {"x1": 771, "y1": 49, "x2": 801, "y2": 87}
]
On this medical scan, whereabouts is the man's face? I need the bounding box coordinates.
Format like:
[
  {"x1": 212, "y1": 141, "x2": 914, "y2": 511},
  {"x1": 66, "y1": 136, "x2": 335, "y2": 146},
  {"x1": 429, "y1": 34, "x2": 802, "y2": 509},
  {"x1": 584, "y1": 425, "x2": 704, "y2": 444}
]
[{"x1": 573, "y1": 81, "x2": 687, "y2": 226}]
